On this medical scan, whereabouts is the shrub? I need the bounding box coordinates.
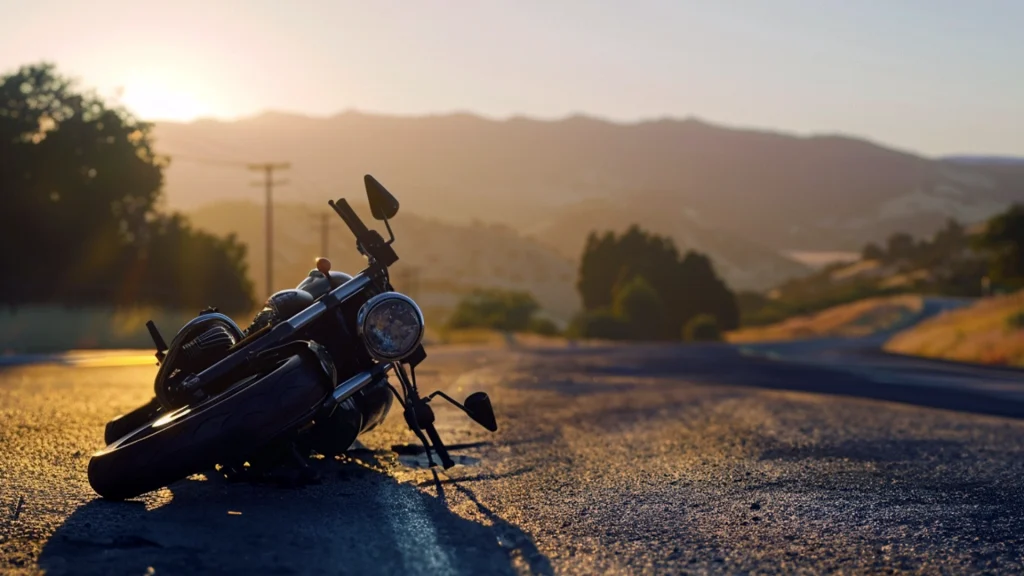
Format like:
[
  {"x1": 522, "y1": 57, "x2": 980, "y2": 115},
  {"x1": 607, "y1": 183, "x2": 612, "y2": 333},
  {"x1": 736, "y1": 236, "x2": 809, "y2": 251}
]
[
  {"x1": 446, "y1": 288, "x2": 539, "y2": 332},
  {"x1": 571, "y1": 310, "x2": 630, "y2": 340},
  {"x1": 683, "y1": 314, "x2": 721, "y2": 342},
  {"x1": 1008, "y1": 310, "x2": 1024, "y2": 330},
  {"x1": 528, "y1": 316, "x2": 561, "y2": 336}
]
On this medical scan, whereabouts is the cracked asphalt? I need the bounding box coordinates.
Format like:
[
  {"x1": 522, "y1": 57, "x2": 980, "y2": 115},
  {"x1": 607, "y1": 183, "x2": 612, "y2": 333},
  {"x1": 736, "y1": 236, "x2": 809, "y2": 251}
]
[{"x1": 3, "y1": 341, "x2": 1024, "y2": 575}]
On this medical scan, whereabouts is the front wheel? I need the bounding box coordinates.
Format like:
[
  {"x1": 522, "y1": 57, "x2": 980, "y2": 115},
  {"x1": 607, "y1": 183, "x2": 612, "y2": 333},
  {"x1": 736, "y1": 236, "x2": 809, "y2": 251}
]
[{"x1": 88, "y1": 354, "x2": 331, "y2": 500}]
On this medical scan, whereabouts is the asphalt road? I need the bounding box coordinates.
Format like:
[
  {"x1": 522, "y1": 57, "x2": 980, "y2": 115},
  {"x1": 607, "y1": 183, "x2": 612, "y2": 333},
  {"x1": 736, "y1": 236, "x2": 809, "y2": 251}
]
[{"x1": 3, "y1": 338, "x2": 1024, "y2": 575}]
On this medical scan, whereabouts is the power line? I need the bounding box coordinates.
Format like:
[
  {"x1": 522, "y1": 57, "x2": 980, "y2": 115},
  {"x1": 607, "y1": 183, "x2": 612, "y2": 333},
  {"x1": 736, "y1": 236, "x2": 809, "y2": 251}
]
[
  {"x1": 158, "y1": 147, "x2": 295, "y2": 297},
  {"x1": 159, "y1": 153, "x2": 251, "y2": 168},
  {"x1": 157, "y1": 126, "x2": 252, "y2": 164}
]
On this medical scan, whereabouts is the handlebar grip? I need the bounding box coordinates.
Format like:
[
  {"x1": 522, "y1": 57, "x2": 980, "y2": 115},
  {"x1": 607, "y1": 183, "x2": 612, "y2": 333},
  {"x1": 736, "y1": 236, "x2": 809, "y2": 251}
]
[{"x1": 329, "y1": 198, "x2": 370, "y2": 239}]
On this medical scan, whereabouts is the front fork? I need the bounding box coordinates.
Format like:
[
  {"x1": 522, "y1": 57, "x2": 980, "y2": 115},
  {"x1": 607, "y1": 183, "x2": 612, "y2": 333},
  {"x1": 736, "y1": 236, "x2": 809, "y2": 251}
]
[{"x1": 395, "y1": 364, "x2": 456, "y2": 469}]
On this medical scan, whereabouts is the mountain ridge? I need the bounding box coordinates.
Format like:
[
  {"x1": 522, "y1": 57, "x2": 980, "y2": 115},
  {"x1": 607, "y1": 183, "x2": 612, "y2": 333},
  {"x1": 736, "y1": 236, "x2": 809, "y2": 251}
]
[{"x1": 153, "y1": 111, "x2": 1024, "y2": 292}]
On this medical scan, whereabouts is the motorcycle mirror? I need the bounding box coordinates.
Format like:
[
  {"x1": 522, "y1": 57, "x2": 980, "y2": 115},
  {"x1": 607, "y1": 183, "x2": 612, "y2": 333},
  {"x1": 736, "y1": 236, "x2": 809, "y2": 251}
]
[
  {"x1": 364, "y1": 174, "x2": 400, "y2": 220},
  {"x1": 463, "y1": 392, "x2": 497, "y2": 432}
]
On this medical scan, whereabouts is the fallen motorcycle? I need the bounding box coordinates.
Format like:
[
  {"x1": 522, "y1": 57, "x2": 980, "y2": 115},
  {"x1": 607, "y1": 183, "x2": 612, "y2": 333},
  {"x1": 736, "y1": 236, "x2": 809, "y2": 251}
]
[{"x1": 88, "y1": 175, "x2": 497, "y2": 500}]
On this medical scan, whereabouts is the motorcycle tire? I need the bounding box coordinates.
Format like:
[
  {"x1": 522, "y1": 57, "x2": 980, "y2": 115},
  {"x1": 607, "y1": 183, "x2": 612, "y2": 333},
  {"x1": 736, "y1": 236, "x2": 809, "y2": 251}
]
[
  {"x1": 104, "y1": 397, "x2": 163, "y2": 445},
  {"x1": 88, "y1": 354, "x2": 331, "y2": 501}
]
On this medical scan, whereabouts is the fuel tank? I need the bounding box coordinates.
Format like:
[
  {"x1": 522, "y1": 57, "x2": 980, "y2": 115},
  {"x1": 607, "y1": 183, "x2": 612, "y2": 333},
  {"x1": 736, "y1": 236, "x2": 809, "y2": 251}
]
[
  {"x1": 296, "y1": 270, "x2": 354, "y2": 300},
  {"x1": 265, "y1": 288, "x2": 315, "y2": 318}
]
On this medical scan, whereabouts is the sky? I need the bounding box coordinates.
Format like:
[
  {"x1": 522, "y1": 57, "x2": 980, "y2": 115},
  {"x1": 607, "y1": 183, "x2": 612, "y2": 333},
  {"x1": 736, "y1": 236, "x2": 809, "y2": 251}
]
[{"x1": 2, "y1": 0, "x2": 1023, "y2": 157}]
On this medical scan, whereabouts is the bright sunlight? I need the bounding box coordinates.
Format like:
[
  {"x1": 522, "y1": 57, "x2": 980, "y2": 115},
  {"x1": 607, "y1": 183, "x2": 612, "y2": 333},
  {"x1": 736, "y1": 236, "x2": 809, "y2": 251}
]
[{"x1": 117, "y1": 72, "x2": 209, "y2": 122}]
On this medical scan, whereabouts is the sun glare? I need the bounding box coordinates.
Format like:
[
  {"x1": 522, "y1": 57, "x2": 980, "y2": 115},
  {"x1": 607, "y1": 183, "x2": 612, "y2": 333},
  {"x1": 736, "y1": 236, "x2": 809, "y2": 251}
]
[{"x1": 118, "y1": 75, "x2": 210, "y2": 122}]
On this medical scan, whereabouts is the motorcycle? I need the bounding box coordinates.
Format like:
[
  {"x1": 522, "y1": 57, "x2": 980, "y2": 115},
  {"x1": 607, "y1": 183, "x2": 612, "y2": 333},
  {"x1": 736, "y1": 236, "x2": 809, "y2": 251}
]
[{"x1": 88, "y1": 175, "x2": 498, "y2": 500}]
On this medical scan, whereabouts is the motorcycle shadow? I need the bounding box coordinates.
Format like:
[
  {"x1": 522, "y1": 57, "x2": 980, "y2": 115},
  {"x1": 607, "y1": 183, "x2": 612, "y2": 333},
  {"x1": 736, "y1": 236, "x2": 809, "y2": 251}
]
[{"x1": 37, "y1": 452, "x2": 553, "y2": 576}]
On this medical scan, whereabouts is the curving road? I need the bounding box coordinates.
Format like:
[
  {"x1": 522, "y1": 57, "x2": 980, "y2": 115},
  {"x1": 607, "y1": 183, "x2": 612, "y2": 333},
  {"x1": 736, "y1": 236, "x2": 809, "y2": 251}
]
[{"x1": 3, "y1": 330, "x2": 1024, "y2": 574}]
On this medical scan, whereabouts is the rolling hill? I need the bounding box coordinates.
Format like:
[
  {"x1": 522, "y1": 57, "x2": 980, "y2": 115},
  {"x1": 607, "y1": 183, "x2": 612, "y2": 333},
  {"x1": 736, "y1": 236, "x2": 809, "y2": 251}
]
[
  {"x1": 187, "y1": 200, "x2": 580, "y2": 322},
  {"x1": 154, "y1": 112, "x2": 1024, "y2": 294}
]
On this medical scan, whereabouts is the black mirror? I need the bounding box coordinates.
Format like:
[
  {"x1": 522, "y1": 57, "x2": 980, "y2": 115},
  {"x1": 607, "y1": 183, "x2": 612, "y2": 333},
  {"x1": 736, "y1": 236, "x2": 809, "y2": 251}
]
[
  {"x1": 463, "y1": 392, "x2": 497, "y2": 432},
  {"x1": 364, "y1": 174, "x2": 400, "y2": 220}
]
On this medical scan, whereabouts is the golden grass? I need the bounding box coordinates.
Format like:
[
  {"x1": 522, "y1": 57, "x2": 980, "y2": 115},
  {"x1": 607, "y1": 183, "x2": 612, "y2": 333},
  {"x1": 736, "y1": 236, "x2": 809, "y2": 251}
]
[
  {"x1": 727, "y1": 295, "x2": 924, "y2": 343},
  {"x1": 884, "y1": 291, "x2": 1024, "y2": 367}
]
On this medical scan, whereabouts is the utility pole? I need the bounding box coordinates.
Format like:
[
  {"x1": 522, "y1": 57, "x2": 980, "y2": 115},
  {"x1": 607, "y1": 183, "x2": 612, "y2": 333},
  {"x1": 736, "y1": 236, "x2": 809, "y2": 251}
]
[
  {"x1": 249, "y1": 162, "x2": 290, "y2": 295},
  {"x1": 396, "y1": 266, "x2": 420, "y2": 300},
  {"x1": 320, "y1": 212, "x2": 330, "y2": 259}
]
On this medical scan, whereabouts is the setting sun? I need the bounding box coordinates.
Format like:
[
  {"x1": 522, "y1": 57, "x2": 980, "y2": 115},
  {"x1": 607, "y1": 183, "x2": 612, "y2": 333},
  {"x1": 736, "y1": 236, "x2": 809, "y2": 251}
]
[{"x1": 118, "y1": 74, "x2": 209, "y2": 122}]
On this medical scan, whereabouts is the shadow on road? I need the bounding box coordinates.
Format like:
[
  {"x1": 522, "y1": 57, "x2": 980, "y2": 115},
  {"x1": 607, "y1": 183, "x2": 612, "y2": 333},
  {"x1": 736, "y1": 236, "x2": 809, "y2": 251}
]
[{"x1": 38, "y1": 453, "x2": 551, "y2": 575}]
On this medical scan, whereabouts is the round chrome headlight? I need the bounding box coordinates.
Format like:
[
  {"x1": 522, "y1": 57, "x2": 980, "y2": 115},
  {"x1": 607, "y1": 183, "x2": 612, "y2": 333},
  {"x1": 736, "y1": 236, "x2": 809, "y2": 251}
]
[{"x1": 356, "y1": 292, "x2": 425, "y2": 361}]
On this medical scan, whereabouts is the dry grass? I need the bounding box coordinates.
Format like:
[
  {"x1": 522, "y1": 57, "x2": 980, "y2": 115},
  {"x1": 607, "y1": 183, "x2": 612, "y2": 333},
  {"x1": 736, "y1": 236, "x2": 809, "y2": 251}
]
[
  {"x1": 884, "y1": 291, "x2": 1024, "y2": 367},
  {"x1": 0, "y1": 306, "x2": 206, "y2": 354},
  {"x1": 0, "y1": 307, "x2": 573, "y2": 355},
  {"x1": 428, "y1": 327, "x2": 571, "y2": 348},
  {"x1": 728, "y1": 295, "x2": 924, "y2": 343}
]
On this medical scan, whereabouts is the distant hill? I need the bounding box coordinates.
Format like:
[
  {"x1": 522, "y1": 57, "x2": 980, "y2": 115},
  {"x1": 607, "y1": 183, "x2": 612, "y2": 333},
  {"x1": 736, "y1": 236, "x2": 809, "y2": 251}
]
[
  {"x1": 531, "y1": 199, "x2": 810, "y2": 291},
  {"x1": 154, "y1": 112, "x2": 1024, "y2": 290},
  {"x1": 942, "y1": 156, "x2": 1024, "y2": 166},
  {"x1": 187, "y1": 201, "x2": 580, "y2": 321}
]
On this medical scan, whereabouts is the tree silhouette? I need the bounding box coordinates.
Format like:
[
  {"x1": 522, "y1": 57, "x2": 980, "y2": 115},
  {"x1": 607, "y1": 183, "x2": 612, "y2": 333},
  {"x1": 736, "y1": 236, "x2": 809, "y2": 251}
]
[
  {"x1": 612, "y1": 276, "x2": 666, "y2": 340},
  {"x1": 0, "y1": 63, "x2": 254, "y2": 313},
  {"x1": 974, "y1": 204, "x2": 1024, "y2": 288},
  {"x1": 576, "y1": 225, "x2": 739, "y2": 340}
]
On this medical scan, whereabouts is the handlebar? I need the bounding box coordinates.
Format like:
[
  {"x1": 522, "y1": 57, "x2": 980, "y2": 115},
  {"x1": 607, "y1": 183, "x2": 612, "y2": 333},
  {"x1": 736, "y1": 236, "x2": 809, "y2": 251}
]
[
  {"x1": 328, "y1": 198, "x2": 400, "y2": 268},
  {"x1": 328, "y1": 198, "x2": 370, "y2": 240}
]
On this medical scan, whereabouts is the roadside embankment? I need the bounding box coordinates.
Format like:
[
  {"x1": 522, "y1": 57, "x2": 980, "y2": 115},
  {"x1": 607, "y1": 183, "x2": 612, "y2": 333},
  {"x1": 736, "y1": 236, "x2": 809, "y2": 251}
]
[
  {"x1": 884, "y1": 291, "x2": 1024, "y2": 367},
  {"x1": 728, "y1": 295, "x2": 924, "y2": 343}
]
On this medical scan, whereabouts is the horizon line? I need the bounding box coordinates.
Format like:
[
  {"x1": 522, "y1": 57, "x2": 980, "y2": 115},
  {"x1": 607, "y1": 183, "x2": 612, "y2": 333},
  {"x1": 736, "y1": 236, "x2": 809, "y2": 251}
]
[{"x1": 154, "y1": 109, "x2": 945, "y2": 158}]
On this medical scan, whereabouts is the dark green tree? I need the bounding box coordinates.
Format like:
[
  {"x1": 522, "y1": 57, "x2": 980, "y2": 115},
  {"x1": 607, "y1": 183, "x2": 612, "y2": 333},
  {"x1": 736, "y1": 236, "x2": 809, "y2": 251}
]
[
  {"x1": 576, "y1": 225, "x2": 739, "y2": 338},
  {"x1": 974, "y1": 204, "x2": 1024, "y2": 287},
  {"x1": 677, "y1": 251, "x2": 740, "y2": 331},
  {"x1": 577, "y1": 231, "x2": 623, "y2": 311},
  {"x1": 861, "y1": 243, "x2": 885, "y2": 261},
  {"x1": 885, "y1": 232, "x2": 916, "y2": 262},
  {"x1": 0, "y1": 63, "x2": 254, "y2": 313}
]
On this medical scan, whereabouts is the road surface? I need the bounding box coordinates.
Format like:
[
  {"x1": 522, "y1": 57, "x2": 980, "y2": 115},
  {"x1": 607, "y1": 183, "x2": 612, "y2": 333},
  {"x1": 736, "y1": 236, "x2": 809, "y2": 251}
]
[{"x1": 3, "y1": 339, "x2": 1024, "y2": 574}]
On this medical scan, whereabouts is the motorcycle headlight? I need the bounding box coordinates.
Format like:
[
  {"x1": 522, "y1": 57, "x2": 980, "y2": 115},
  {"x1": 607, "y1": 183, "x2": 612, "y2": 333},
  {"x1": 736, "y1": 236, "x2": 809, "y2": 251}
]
[{"x1": 357, "y1": 292, "x2": 425, "y2": 361}]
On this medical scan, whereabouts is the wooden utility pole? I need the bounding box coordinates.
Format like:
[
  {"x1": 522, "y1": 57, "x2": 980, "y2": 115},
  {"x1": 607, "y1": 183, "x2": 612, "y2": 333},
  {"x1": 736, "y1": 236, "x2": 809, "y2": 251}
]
[
  {"x1": 249, "y1": 162, "x2": 290, "y2": 295},
  {"x1": 396, "y1": 266, "x2": 420, "y2": 300},
  {"x1": 320, "y1": 212, "x2": 330, "y2": 259}
]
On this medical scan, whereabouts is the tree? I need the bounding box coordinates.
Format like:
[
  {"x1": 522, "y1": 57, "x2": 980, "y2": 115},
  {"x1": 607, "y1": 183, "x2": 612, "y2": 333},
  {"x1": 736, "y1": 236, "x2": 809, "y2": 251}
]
[
  {"x1": 974, "y1": 204, "x2": 1024, "y2": 288},
  {"x1": 678, "y1": 251, "x2": 740, "y2": 331},
  {"x1": 885, "y1": 232, "x2": 916, "y2": 262},
  {"x1": 576, "y1": 225, "x2": 739, "y2": 338},
  {"x1": 861, "y1": 243, "x2": 885, "y2": 261},
  {"x1": 0, "y1": 63, "x2": 254, "y2": 313},
  {"x1": 577, "y1": 231, "x2": 621, "y2": 311},
  {"x1": 612, "y1": 276, "x2": 665, "y2": 340}
]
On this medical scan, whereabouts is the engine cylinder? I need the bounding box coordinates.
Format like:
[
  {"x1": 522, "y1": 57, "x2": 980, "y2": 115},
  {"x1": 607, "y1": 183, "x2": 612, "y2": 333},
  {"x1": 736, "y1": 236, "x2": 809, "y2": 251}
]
[{"x1": 180, "y1": 324, "x2": 237, "y2": 365}]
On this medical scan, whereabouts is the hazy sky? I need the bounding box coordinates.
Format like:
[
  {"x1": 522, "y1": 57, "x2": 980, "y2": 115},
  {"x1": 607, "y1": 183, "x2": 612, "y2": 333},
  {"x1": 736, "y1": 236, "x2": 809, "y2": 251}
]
[{"x1": 2, "y1": 0, "x2": 1022, "y2": 157}]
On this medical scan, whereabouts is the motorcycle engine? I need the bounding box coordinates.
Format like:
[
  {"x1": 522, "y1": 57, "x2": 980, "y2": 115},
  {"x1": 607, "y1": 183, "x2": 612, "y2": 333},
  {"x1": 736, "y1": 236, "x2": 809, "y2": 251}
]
[
  {"x1": 155, "y1": 317, "x2": 240, "y2": 407},
  {"x1": 180, "y1": 324, "x2": 238, "y2": 366}
]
